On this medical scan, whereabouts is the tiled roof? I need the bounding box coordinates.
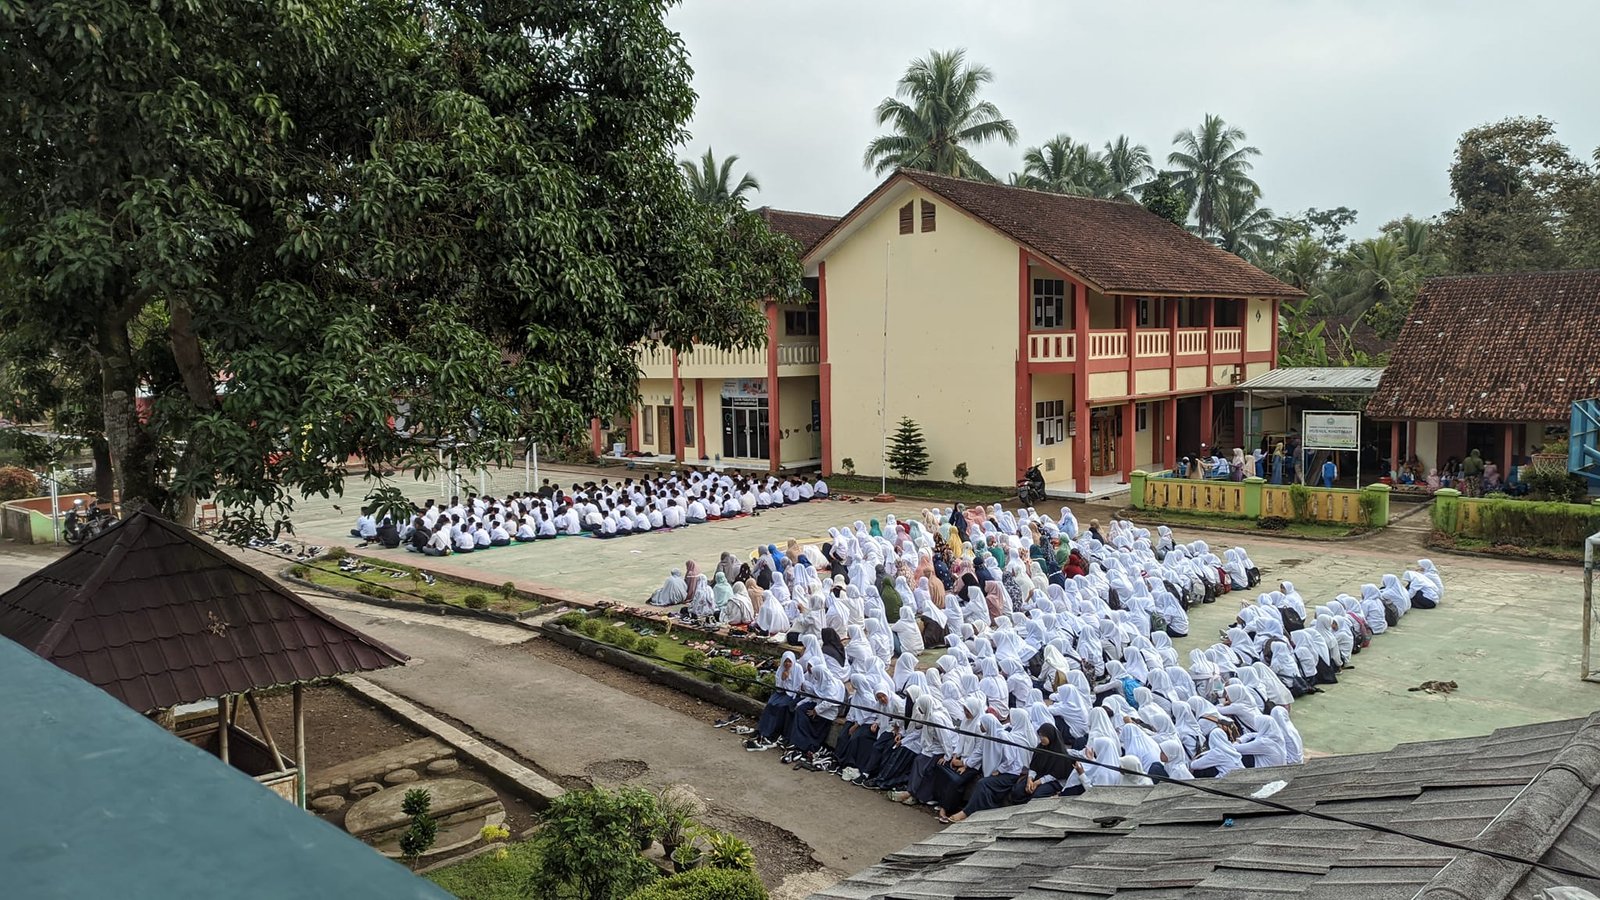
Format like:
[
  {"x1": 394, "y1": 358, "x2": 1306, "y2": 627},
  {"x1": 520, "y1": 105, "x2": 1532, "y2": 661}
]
[
  {"x1": 811, "y1": 713, "x2": 1600, "y2": 900},
  {"x1": 854, "y1": 169, "x2": 1303, "y2": 298},
  {"x1": 757, "y1": 206, "x2": 840, "y2": 255},
  {"x1": 0, "y1": 510, "x2": 407, "y2": 713},
  {"x1": 0, "y1": 635, "x2": 450, "y2": 899},
  {"x1": 1366, "y1": 269, "x2": 1600, "y2": 421}
]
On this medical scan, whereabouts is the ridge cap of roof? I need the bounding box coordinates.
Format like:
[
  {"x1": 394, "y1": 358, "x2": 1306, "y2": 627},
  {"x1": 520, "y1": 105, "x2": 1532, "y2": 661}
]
[
  {"x1": 898, "y1": 166, "x2": 1141, "y2": 208},
  {"x1": 756, "y1": 206, "x2": 840, "y2": 220},
  {"x1": 1423, "y1": 268, "x2": 1600, "y2": 283}
]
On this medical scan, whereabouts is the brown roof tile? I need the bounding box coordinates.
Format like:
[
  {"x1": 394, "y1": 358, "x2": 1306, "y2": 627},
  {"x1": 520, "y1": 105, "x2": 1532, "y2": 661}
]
[
  {"x1": 1365, "y1": 269, "x2": 1600, "y2": 421},
  {"x1": 756, "y1": 206, "x2": 839, "y2": 255},
  {"x1": 815, "y1": 169, "x2": 1303, "y2": 298},
  {"x1": 0, "y1": 511, "x2": 408, "y2": 712}
]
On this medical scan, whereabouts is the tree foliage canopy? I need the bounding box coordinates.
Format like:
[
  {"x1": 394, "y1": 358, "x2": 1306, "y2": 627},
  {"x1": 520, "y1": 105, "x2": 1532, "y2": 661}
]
[
  {"x1": 863, "y1": 48, "x2": 1018, "y2": 181},
  {"x1": 1, "y1": 0, "x2": 801, "y2": 534}
]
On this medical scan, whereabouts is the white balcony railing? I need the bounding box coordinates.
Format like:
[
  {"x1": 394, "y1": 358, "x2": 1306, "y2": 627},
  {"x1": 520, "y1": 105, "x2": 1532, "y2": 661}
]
[
  {"x1": 1134, "y1": 330, "x2": 1169, "y2": 358},
  {"x1": 1176, "y1": 328, "x2": 1207, "y2": 355},
  {"x1": 776, "y1": 342, "x2": 820, "y2": 366},
  {"x1": 1027, "y1": 333, "x2": 1077, "y2": 363},
  {"x1": 1087, "y1": 330, "x2": 1127, "y2": 360},
  {"x1": 679, "y1": 345, "x2": 768, "y2": 369},
  {"x1": 1213, "y1": 328, "x2": 1242, "y2": 353}
]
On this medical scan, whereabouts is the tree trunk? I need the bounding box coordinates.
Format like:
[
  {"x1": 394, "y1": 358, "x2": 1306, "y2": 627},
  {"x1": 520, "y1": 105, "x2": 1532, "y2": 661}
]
[
  {"x1": 91, "y1": 435, "x2": 115, "y2": 502},
  {"x1": 98, "y1": 313, "x2": 163, "y2": 514}
]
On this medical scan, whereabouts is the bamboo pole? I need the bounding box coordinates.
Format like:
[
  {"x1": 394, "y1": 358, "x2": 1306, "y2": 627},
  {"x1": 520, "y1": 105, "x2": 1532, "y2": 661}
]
[
  {"x1": 244, "y1": 690, "x2": 288, "y2": 772},
  {"x1": 293, "y1": 683, "x2": 307, "y2": 808},
  {"x1": 217, "y1": 695, "x2": 231, "y2": 765}
]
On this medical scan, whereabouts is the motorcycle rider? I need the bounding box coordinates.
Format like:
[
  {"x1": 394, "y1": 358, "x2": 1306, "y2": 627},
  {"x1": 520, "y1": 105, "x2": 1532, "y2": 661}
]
[{"x1": 1019, "y1": 458, "x2": 1046, "y2": 502}]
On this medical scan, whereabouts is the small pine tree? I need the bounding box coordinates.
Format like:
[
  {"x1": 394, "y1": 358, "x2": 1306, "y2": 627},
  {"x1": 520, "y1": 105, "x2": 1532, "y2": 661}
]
[
  {"x1": 952, "y1": 462, "x2": 969, "y2": 486},
  {"x1": 885, "y1": 417, "x2": 930, "y2": 479},
  {"x1": 398, "y1": 789, "x2": 438, "y2": 866}
]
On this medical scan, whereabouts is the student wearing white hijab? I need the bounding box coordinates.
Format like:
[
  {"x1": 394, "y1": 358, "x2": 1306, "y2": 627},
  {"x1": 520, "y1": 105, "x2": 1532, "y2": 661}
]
[
  {"x1": 891, "y1": 605, "x2": 925, "y2": 655},
  {"x1": 1380, "y1": 573, "x2": 1411, "y2": 618},
  {"x1": 719, "y1": 583, "x2": 755, "y2": 626},
  {"x1": 1404, "y1": 567, "x2": 1440, "y2": 609},
  {"x1": 755, "y1": 588, "x2": 790, "y2": 636}
]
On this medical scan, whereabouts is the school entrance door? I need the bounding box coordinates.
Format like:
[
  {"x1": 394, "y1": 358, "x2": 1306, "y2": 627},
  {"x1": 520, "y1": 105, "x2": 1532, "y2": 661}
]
[
  {"x1": 722, "y1": 402, "x2": 768, "y2": 460},
  {"x1": 656, "y1": 407, "x2": 675, "y2": 455},
  {"x1": 1090, "y1": 408, "x2": 1118, "y2": 476}
]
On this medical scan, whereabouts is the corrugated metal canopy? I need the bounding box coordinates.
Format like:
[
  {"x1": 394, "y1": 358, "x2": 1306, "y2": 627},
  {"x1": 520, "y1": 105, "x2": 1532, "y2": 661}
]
[{"x1": 1237, "y1": 367, "x2": 1386, "y2": 397}]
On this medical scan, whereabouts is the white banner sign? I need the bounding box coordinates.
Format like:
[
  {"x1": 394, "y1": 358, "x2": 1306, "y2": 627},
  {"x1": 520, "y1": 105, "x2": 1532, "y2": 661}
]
[{"x1": 1301, "y1": 411, "x2": 1360, "y2": 451}]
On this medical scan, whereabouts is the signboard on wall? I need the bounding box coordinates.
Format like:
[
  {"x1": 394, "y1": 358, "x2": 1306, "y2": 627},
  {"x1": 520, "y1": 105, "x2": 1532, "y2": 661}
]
[
  {"x1": 720, "y1": 379, "x2": 768, "y2": 400},
  {"x1": 1301, "y1": 411, "x2": 1360, "y2": 451}
]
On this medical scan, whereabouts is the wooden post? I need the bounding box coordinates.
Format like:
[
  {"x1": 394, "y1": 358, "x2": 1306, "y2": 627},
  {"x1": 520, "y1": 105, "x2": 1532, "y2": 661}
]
[
  {"x1": 1390, "y1": 422, "x2": 1401, "y2": 478},
  {"x1": 293, "y1": 683, "x2": 307, "y2": 809},
  {"x1": 245, "y1": 690, "x2": 288, "y2": 772},
  {"x1": 217, "y1": 695, "x2": 231, "y2": 765}
]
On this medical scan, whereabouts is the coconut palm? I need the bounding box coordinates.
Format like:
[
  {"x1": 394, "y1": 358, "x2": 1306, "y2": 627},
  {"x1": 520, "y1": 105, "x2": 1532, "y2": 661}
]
[
  {"x1": 1167, "y1": 114, "x2": 1261, "y2": 238},
  {"x1": 679, "y1": 148, "x2": 760, "y2": 209},
  {"x1": 863, "y1": 49, "x2": 1018, "y2": 181},
  {"x1": 1101, "y1": 135, "x2": 1154, "y2": 199},
  {"x1": 1015, "y1": 134, "x2": 1113, "y2": 196},
  {"x1": 1212, "y1": 188, "x2": 1276, "y2": 256},
  {"x1": 1327, "y1": 236, "x2": 1411, "y2": 317}
]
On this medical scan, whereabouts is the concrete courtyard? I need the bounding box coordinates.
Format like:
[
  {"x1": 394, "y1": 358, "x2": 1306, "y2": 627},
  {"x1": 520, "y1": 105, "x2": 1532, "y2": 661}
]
[{"x1": 277, "y1": 463, "x2": 1600, "y2": 758}]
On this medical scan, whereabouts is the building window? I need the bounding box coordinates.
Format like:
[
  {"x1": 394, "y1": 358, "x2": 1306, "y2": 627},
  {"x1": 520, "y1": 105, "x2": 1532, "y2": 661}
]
[
  {"x1": 1136, "y1": 404, "x2": 1149, "y2": 433},
  {"x1": 920, "y1": 200, "x2": 936, "y2": 232},
  {"x1": 784, "y1": 309, "x2": 819, "y2": 336},
  {"x1": 1136, "y1": 297, "x2": 1161, "y2": 328},
  {"x1": 1035, "y1": 400, "x2": 1066, "y2": 446},
  {"x1": 640, "y1": 406, "x2": 654, "y2": 444},
  {"x1": 1214, "y1": 299, "x2": 1241, "y2": 327},
  {"x1": 898, "y1": 202, "x2": 913, "y2": 235},
  {"x1": 1032, "y1": 278, "x2": 1066, "y2": 329}
]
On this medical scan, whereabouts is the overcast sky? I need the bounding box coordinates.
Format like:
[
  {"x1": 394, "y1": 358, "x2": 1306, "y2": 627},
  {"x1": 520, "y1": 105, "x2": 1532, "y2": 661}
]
[{"x1": 667, "y1": 0, "x2": 1600, "y2": 237}]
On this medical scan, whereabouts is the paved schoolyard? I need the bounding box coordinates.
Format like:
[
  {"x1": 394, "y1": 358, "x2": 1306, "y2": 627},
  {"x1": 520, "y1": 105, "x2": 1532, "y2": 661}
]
[{"x1": 269, "y1": 466, "x2": 1600, "y2": 756}]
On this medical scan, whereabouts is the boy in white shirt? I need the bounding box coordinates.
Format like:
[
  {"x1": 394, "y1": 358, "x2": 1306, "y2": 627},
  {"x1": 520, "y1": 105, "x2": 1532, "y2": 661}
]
[
  {"x1": 425, "y1": 526, "x2": 452, "y2": 557},
  {"x1": 489, "y1": 521, "x2": 511, "y2": 546}
]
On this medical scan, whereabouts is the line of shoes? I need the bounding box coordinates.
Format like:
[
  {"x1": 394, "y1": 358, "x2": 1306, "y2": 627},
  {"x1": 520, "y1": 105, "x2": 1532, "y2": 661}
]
[
  {"x1": 711, "y1": 714, "x2": 923, "y2": 804},
  {"x1": 335, "y1": 558, "x2": 434, "y2": 585}
]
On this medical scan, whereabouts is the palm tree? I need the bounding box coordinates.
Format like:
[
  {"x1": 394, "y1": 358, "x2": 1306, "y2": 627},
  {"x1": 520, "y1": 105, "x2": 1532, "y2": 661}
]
[
  {"x1": 1167, "y1": 114, "x2": 1261, "y2": 238},
  {"x1": 1100, "y1": 135, "x2": 1154, "y2": 199},
  {"x1": 863, "y1": 49, "x2": 1018, "y2": 181},
  {"x1": 1268, "y1": 234, "x2": 1328, "y2": 291},
  {"x1": 1015, "y1": 134, "x2": 1113, "y2": 196},
  {"x1": 680, "y1": 148, "x2": 760, "y2": 209},
  {"x1": 1212, "y1": 188, "x2": 1276, "y2": 256},
  {"x1": 1328, "y1": 236, "x2": 1410, "y2": 317}
]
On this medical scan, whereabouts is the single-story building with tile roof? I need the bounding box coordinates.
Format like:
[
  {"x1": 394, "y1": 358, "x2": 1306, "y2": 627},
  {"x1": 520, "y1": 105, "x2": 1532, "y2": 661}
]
[{"x1": 1365, "y1": 269, "x2": 1600, "y2": 479}]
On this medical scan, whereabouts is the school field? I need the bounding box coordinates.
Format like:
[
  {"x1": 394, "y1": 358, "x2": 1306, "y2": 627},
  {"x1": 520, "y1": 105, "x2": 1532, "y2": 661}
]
[{"x1": 277, "y1": 462, "x2": 1600, "y2": 758}]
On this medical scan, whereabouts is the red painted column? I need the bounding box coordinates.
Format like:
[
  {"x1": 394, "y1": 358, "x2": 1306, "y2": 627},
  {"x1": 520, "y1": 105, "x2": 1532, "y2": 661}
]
[
  {"x1": 1120, "y1": 400, "x2": 1137, "y2": 483},
  {"x1": 1501, "y1": 423, "x2": 1515, "y2": 475},
  {"x1": 1162, "y1": 398, "x2": 1178, "y2": 470},
  {"x1": 1073, "y1": 280, "x2": 1091, "y2": 494},
  {"x1": 695, "y1": 379, "x2": 706, "y2": 463},
  {"x1": 1204, "y1": 297, "x2": 1216, "y2": 387},
  {"x1": 671, "y1": 351, "x2": 685, "y2": 463},
  {"x1": 1166, "y1": 298, "x2": 1179, "y2": 392},
  {"x1": 1389, "y1": 422, "x2": 1401, "y2": 478},
  {"x1": 817, "y1": 263, "x2": 833, "y2": 476},
  {"x1": 1199, "y1": 392, "x2": 1214, "y2": 451},
  {"x1": 1015, "y1": 249, "x2": 1032, "y2": 478},
  {"x1": 628, "y1": 409, "x2": 639, "y2": 453},
  {"x1": 590, "y1": 418, "x2": 603, "y2": 458},
  {"x1": 766, "y1": 302, "x2": 780, "y2": 473}
]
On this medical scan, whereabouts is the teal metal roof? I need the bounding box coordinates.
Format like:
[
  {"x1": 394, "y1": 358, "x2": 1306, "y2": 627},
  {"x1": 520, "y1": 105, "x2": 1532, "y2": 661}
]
[{"x1": 0, "y1": 635, "x2": 449, "y2": 899}]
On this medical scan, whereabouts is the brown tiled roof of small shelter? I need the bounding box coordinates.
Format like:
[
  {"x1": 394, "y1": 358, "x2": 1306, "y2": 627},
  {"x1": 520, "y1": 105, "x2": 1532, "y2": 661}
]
[
  {"x1": 756, "y1": 207, "x2": 839, "y2": 255},
  {"x1": 847, "y1": 169, "x2": 1303, "y2": 298},
  {"x1": 1366, "y1": 269, "x2": 1600, "y2": 421},
  {"x1": 0, "y1": 510, "x2": 407, "y2": 713}
]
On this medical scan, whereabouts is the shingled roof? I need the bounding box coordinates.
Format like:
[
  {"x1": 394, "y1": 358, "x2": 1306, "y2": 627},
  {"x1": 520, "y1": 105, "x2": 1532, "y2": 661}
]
[
  {"x1": 809, "y1": 169, "x2": 1303, "y2": 299},
  {"x1": 0, "y1": 510, "x2": 407, "y2": 713},
  {"x1": 1366, "y1": 270, "x2": 1600, "y2": 422},
  {"x1": 812, "y1": 713, "x2": 1600, "y2": 900},
  {"x1": 757, "y1": 206, "x2": 840, "y2": 255}
]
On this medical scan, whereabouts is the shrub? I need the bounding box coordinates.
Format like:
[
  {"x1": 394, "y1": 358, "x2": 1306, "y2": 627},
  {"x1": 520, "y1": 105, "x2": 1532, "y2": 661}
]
[
  {"x1": 701, "y1": 830, "x2": 756, "y2": 872},
  {"x1": 841, "y1": 457, "x2": 855, "y2": 477},
  {"x1": 681, "y1": 649, "x2": 707, "y2": 671},
  {"x1": 372, "y1": 586, "x2": 396, "y2": 600},
  {"x1": 1287, "y1": 483, "x2": 1313, "y2": 521},
  {"x1": 289, "y1": 565, "x2": 309, "y2": 579},
  {"x1": 633, "y1": 637, "x2": 658, "y2": 657},
  {"x1": 531, "y1": 787, "x2": 662, "y2": 900},
  {"x1": 951, "y1": 462, "x2": 969, "y2": 486},
  {"x1": 0, "y1": 466, "x2": 40, "y2": 502},
  {"x1": 355, "y1": 582, "x2": 378, "y2": 597},
  {"x1": 1475, "y1": 500, "x2": 1600, "y2": 548},
  {"x1": 745, "y1": 671, "x2": 774, "y2": 702},
  {"x1": 324, "y1": 546, "x2": 350, "y2": 560},
  {"x1": 555, "y1": 611, "x2": 588, "y2": 629},
  {"x1": 1356, "y1": 492, "x2": 1380, "y2": 529},
  {"x1": 463, "y1": 593, "x2": 489, "y2": 610},
  {"x1": 624, "y1": 867, "x2": 767, "y2": 900},
  {"x1": 422, "y1": 591, "x2": 446, "y2": 605},
  {"x1": 579, "y1": 618, "x2": 605, "y2": 639},
  {"x1": 1523, "y1": 465, "x2": 1588, "y2": 503},
  {"x1": 704, "y1": 656, "x2": 736, "y2": 684},
  {"x1": 500, "y1": 581, "x2": 518, "y2": 600},
  {"x1": 399, "y1": 789, "x2": 438, "y2": 866},
  {"x1": 731, "y1": 663, "x2": 760, "y2": 691},
  {"x1": 611, "y1": 629, "x2": 638, "y2": 650}
]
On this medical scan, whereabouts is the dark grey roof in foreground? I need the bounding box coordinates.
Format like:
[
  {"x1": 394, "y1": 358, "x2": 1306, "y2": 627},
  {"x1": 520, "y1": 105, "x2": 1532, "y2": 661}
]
[{"x1": 811, "y1": 713, "x2": 1600, "y2": 900}]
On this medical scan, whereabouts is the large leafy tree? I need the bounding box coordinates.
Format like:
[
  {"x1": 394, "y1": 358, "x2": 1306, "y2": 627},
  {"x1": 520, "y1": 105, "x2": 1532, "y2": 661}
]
[
  {"x1": 1168, "y1": 114, "x2": 1262, "y2": 238},
  {"x1": 1139, "y1": 171, "x2": 1191, "y2": 227},
  {"x1": 863, "y1": 48, "x2": 1018, "y2": 180},
  {"x1": 1, "y1": 0, "x2": 800, "y2": 534},
  {"x1": 680, "y1": 148, "x2": 760, "y2": 209}
]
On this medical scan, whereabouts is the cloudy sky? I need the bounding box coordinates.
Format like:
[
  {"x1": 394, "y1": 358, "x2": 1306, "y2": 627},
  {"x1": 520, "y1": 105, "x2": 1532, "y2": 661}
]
[{"x1": 667, "y1": 0, "x2": 1600, "y2": 237}]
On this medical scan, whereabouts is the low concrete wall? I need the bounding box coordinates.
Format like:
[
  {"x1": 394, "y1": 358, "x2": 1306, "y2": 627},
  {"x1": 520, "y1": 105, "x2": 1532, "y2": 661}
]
[
  {"x1": 1, "y1": 493, "x2": 95, "y2": 543},
  {"x1": 538, "y1": 623, "x2": 765, "y2": 719},
  {"x1": 1132, "y1": 472, "x2": 1390, "y2": 527},
  {"x1": 281, "y1": 568, "x2": 541, "y2": 629}
]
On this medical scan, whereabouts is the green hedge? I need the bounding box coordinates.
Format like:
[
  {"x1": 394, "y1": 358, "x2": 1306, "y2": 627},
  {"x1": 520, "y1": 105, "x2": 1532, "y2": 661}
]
[
  {"x1": 624, "y1": 868, "x2": 767, "y2": 900},
  {"x1": 1475, "y1": 500, "x2": 1600, "y2": 548}
]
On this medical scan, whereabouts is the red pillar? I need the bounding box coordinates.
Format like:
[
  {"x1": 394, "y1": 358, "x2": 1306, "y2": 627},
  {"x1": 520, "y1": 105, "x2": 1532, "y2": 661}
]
[
  {"x1": 671, "y1": 351, "x2": 685, "y2": 463},
  {"x1": 765, "y1": 302, "x2": 780, "y2": 473},
  {"x1": 1389, "y1": 422, "x2": 1401, "y2": 477},
  {"x1": 694, "y1": 379, "x2": 706, "y2": 463},
  {"x1": 1203, "y1": 297, "x2": 1216, "y2": 386},
  {"x1": 1162, "y1": 398, "x2": 1178, "y2": 471},
  {"x1": 818, "y1": 263, "x2": 833, "y2": 476},
  {"x1": 1015, "y1": 249, "x2": 1032, "y2": 478},
  {"x1": 590, "y1": 418, "x2": 603, "y2": 458},
  {"x1": 1199, "y1": 392, "x2": 1214, "y2": 451},
  {"x1": 1120, "y1": 400, "x2": 1137, "y2": 483},
  {"x1": 1166, "y1": 298, "x2": 1179, "y2": 392},
  {"x1": 1073, "y1": 280, "x2": 1091, "y2": 494},
  {"x1": 628, "y1": 409, "x2": 639, "y2": 453},
  {"x1": 1502, "y1": 423, "x2": 1515, "y2": 474}
]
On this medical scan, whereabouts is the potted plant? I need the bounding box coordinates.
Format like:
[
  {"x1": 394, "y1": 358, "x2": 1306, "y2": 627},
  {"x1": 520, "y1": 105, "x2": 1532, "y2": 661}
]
[
  {"x1": 654, "y1": 788, "x2": 697, "y2": 860},
  {"x1": 670, "y1": 841, "x2": 702, "y2": 874}
]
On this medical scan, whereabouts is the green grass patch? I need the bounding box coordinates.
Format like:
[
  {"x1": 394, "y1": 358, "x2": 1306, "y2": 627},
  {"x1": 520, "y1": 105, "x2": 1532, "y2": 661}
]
[
  {"x1": 424, "y1": 841, "x2": 541, "y2": 900},
  {"x1": 827, "y1": 473, "x2": 1010, "y2": 506},
  {"x1": 1431, "y1": 533, "x2": 1585, "y2": 563},
  {"x1": 297, "y1": 557, "x2": 540, "y2": 614},
  {"x1": 1126, "y1": 509, "x2": 1359, "y2": 540}
]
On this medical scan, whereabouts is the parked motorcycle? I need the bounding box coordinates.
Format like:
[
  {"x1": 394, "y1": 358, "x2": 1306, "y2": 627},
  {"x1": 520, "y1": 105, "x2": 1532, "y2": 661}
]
[
  {"x1": 64, "y1": 498, "x2": 117, "y2": 544},
  {"x1": 1017, "y1": 463, "x2": 1047, "y2": 506}
]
